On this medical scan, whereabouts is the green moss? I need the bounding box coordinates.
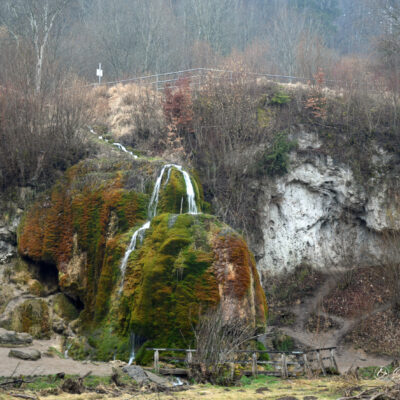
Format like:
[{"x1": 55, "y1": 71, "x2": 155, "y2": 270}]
[
  {"x1": 11, "y1": 299, "x2": 51, "y2": 339},
  {"x1": 87, "y1": 325, "x2": 130, "y2": 361},
  {"x1": 18, "y1": 157, "x2": 267, "y2": 362},
  {"x1": 270, "y1": 90, "x2": 291, "y2": 105},
  {"x1": 119, "y1": 213, "x2": 218, "y2": 349},
  {"x1": 67, "y1": 336, "x2": 93, "y2": 360},
  {"x1": 52, "y1": 293, "x2": 79, "y2": 322},
  {"x1": 158, "y1": 169, "x2": 188, "y2": 214}
]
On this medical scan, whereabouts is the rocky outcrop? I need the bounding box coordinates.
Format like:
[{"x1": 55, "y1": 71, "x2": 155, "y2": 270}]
[
  {"x1": 255, "y1": 131, "x2": 400, "y2": 275},
  {"x1": 0, "y1": 187, "x2": 35, "y2": 264}
]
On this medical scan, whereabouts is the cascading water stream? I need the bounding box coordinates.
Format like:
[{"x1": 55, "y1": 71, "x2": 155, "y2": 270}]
[
  {"x1": 118, "y1": 164, "x2": 199, "y2": 293},
  {"x1": 89, "y1": 126, "x2": 138, "y2": 158},
  {"x1": 112, "y1": 142, "x2": 138, "y2": 159},
  {"x1": 64, "y1": 343, "x2": 72, "y2": 359},
  {"x1": 118, "y1": 221, "x2": 150, "y2": 294},
  {"x1": 128, "y1": 332, "x2": 136, "y2": 365}
]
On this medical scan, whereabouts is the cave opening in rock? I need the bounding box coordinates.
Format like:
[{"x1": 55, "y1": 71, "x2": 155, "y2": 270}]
[
  {"x1": 31, "y1": 261, "x2": 59, "y2": 293},
  {"x1": 66, "y1": 294, "x2": 84, "y2": 312}
]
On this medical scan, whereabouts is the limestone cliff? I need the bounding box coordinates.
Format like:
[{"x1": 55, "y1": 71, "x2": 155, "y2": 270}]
[{"x1": 249, "y1": 131, "x2": 400, "y2": 277}]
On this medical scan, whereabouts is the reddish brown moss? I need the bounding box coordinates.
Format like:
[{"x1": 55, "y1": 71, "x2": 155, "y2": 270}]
[
  {"x1": 18, "y1": 160, "x2": 149, "y2": 315},
  {"x1": 213, "y1": 235, "x2": 251, "y2": 299}
]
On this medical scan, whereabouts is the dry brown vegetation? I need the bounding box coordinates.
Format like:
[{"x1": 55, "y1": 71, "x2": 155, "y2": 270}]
[
  {"x1": 91, "y1": 83, "x2": 167, "y2": 155},
  {"x1": 0, "y1": 81, "x2": 93, "y2": 190}
]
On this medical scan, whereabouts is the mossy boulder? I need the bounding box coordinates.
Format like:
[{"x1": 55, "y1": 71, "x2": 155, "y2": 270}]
[
  {"x1": 17, "y1": 156, "x2": 267, "y2": 360},
  {"x1": 10, "y1": 299, "x2": 51, "y2": 339},
  {"x1": 117, "y1": 213, "x2": 267, "y2": 349},
  {"x1": 52, "y1": 293, "x2": 79, "y2": 322}
]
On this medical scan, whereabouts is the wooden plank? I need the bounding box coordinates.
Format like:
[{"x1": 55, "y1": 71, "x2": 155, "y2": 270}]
[
  {"x1": 159, "y1": 368, "x2": 188, "y2": 376},
  {"x1": 280, "y1": 354, "x2": 288, "y2": 379},
  {"x1": 147, "y1": 348, "x2": 197, "y2": 352}
]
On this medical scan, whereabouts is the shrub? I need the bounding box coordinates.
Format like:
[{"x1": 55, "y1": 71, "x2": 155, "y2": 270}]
[
  {"x1": 270, "y1": 90, "x2": 291, "y2": 105},
  {"x1": 257, "y1": 132, "x2": 296, "y2": 176}
]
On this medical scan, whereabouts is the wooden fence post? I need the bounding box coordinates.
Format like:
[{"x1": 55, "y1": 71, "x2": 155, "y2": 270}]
[
  {"x1": 252, "y1": 353, "x2": 257, "y2": 377},
  {"x1": 154, "y1": 349, "x2": 160, "y2": 374},
  {"x1": 186, "y1": 350, "x2": 193, "y2": 365},
  {"x1": 303, "y1": 353, "x2": 311, "y2": 376},
  {"x1": 316, "y1": 350, "x2": 326, "y2": 376},
  {"x1": 281, "y1": 354, "x2": 288, "y2": 378},
  {"x1": 330, "y1": 349, "x2": 339, "y2": 373},
  {"x1": 230, "y1": 363, "x2": 235, "y2": 380}
]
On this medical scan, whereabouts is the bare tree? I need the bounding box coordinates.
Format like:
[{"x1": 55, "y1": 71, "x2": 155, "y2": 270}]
[
  {"x1": 266, "y1": 5, "x2": 322, "y2": 77},
  {"x1": 0, "y1": 0, "x2": 72, "y2": 93},
  {"x1": 191, "y1": 305, "x2": 255, "y2": 384}
]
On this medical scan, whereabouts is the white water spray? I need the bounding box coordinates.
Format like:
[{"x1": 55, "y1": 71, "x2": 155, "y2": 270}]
[
  {"x1": 173, "y1": 377, "x2": 184, "y2": 386},
  {"x1": 148, "y1": 164, "x2": 198, "y2": 218}
]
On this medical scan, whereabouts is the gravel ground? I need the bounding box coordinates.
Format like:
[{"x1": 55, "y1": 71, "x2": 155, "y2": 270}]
[{"x1": 0, "y1": 338, "x2": 115, "y2": 377}]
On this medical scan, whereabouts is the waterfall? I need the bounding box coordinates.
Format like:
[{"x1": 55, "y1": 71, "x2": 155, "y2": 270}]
[
  {"x1": 118, "y1": 221, "x2": 150, "y2": 294},
  {"x1": 128, "y1": 332, "x2": 136, "y2": 365},
  {"x1": 148, "y1": 164, "x2": 198, "y2": 218},
  {"x1": 118, "y1": 164, "x2": 200, "y2": 292},
  {"x1": 89, "y1": 126, "x2": 137, "y2": 157},
  {"x1": 112, "y1": 142, "x2": 138, "y2": 159},
  {"x1": 64, "y1": 343, "x2": 72, "y2": 359}
]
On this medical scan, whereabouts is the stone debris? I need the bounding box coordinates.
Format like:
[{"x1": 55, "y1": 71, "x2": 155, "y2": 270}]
[
  {"x1": 8, "y1": 348, "x2": 41, "y2": 361},
  {"x1": 122, "y1": 365, "x2": 172, "y2": 388},
  {"x1": 0, "y1": 328, "x2": 33, "y2": 346}
]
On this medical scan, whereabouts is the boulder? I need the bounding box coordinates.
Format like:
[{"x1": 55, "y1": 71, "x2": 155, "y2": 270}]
[
  {"x1": 10, "y1": 299, "x2": 51, "y2": 339},
  {"x1": 8, "y1": 348, "x2": 41, "y2": 361},
  {"x1": 0, "y1": 328, "x2": 33, "y2": 346},
  {"x1": 122, "y1": 365, "x2": 171, "y2": 387}
]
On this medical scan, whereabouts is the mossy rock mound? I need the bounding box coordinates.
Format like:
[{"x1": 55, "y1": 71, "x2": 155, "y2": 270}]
[
  {"x1": 10, "y1": 299, "x2": 51, "y2": 339},
  {"x1": 18, "y1": 157, "x2": 202, "y2": 307},
  {"x1": 17, "y1": 156, "x2": 266, "y2": 360},
  {"x1": 117, "y1": 213, "x2": 267, "y2": 349}
]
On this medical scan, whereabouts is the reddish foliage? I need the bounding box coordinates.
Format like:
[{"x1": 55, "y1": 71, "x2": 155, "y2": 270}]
[
  {"x1": 163, "y1": 77, "x2": 193, "y2": 133},
  {"x1": 305, "y1": 69, "x2": 327, "y2": 119}
]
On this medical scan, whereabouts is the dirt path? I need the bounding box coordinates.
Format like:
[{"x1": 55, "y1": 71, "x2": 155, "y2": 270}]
[
  {"x1": 274, "y1": 275, "x2": 394, "y2": 373},
  {"x1": 0, "y1": 338, "x2": 114, "y2": 377}
]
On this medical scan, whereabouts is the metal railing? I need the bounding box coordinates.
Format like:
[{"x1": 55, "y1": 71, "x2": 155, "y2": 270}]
[{"x1": 84, "y1": 67, "x2": 339, "y2": 92}]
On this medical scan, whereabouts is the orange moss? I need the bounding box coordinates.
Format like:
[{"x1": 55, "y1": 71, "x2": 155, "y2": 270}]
[
  {"x1": 18, "y1": 161, "x2": 149, "y2": 315},
  {"x1": 213, "y1": 235, "x2": 251, "y2": 299},
  {"x1": 194, "y1": 268, "x2": 220, "y2": 305}
]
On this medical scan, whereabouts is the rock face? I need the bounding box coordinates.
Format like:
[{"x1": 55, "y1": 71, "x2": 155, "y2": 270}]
[
  {"x1": 8, "y1": 348, "x2": 41, "y2": 361},
  {"x1": 0, "y1": 328, "x2": 33, "y2": 346},
  {"x1": 0, "y1": 187, "x2": 34, "y2": 264},
  {"x1": 255, "y1": 132, "x2": 400, "y2": 275},
  {"x1": 17, "y1": 157, "x2": 267, "y2": 360}
]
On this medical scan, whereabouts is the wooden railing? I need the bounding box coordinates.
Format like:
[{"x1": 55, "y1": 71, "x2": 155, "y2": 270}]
[{"x1": 146, "y1": 347, "x2": 338, "y2": 378}]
